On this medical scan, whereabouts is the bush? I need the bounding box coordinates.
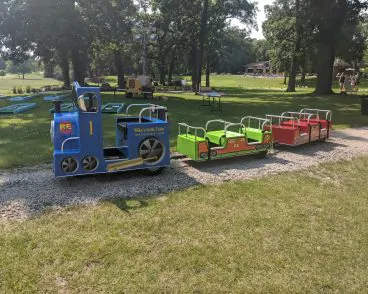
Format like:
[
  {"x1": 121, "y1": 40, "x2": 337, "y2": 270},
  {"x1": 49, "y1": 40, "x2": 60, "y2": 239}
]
[
  {"x1": 0, "y1": 70, "x2": 6, "y2": 77},
  {"x1": 26, "y1": 85, "x2": 31, "y2": 93},
  {"x1": 12, "y1": 86, "x2": 17, "y2": 94},
  {"x1": 17, "y1": 87, "x2": 23, "y2": 94}
]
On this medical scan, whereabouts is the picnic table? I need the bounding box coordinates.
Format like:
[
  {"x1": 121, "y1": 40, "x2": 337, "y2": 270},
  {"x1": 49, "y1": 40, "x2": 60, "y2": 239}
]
[{"x1": 199, "y1": 91, "x2": 224, "y2": 111}]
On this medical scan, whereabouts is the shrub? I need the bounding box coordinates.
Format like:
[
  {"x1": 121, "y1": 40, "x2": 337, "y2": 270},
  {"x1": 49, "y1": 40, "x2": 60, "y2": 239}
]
[
  {"x1": 0, "y1": 70, "x2": 6, "y2": 77},
  {"x1": 12, "y1": 86, "x2": 17, "y2": 94},
  {"x1": 26, "y1": 85, "x2": 31, "y2": 93},
  {"x1": 17, "y1": 87, "x2": 23, "y2": 94}
]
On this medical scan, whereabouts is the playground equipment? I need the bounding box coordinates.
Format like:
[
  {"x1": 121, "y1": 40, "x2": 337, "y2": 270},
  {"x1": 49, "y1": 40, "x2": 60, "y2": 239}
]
[
  {"x1": 101, "y1": 103, "x2": 125, "y2": 114},
  {"x1": 8, "y1": 96, "x2": 34, "y2": 102},
  {"x1": 266, "y1": 109, "x2": 332, "y2": 146},
  {"x1": 0, "y1": 103, "x2": 37, "y2": 115},
  {"x1": 50, "y1": 103, "x2": 125, "y2": 114},
  {"x1": 49, "y1": 103, "x2": 76, "y2": 114},
  {"x1": 125, "y1": 75, "x2": 154, "y2": 98},
  {"x1": 50, "y1": 83, "x2": 334, "y2": 178},
  {"x1": 177, "y1": 117, "x2": 272, "y2": 161},
  {"x1": 51, "y1": 82, "x2": 170, "y2": 177},
  {"x1": 44, "y1": 94, "x2": 69, "y2": 101}
]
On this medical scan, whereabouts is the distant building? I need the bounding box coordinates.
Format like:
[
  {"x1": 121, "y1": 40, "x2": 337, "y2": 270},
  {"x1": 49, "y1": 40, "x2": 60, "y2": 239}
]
[{"x1": 244, "y1": 61, "x2": 271, "y2": 74}]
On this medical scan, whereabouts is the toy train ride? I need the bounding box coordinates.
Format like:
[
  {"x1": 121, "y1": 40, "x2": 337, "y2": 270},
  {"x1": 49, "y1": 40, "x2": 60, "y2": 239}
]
[
  {"x1": 266, "y1": 109, "x2": 332, "y2": 146},
  {"x1": 50, "y1": 82, "x2": 333, "y2": 178}
]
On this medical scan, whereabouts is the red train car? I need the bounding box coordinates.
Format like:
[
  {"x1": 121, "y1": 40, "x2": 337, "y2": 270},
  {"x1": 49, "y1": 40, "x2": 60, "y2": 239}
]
[{"x1": 266, "y1": 109, "x2": 332, "y2": 146}]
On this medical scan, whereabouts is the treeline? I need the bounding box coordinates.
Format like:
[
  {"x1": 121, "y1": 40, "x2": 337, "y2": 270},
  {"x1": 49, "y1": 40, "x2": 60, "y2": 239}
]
[
  {"x1": 0, "y1": 58, "x2": 41, "y2": 79},
  {"x1": 0, "y1": 0, "x2": 367, "y2": 94},
  {"x1": 0, "y1": 0, "x2": 262, "y2": 91},
  {"x1": 263, "y1": 0, "x2": 368, "y2": 93}
]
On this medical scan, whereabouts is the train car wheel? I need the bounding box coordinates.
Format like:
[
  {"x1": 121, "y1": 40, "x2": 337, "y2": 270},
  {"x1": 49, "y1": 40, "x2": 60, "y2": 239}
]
[
  {"x1": 82, "y1": 156, "x2": 98, "y2": 171},
  {"x1": 139, "y1": 137, "x2": 165, "y2": 165},
  {"x1": 142, "y1": 166, "x2": 165, "y2": 176},
  {"x1": 61, "y1": 157, "x2": 78, "y2": 173}
]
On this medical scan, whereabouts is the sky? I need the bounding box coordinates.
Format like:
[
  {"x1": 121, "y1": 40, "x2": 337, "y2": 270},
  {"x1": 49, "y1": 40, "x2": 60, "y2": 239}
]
[{"x1": 231, "y1": 0, "x2": 275, "y2": 39}]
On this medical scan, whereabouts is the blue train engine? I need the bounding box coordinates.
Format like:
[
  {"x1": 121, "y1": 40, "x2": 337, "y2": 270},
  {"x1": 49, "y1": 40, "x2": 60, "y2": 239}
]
[{"x1": 50, "y1": 82, "x2": 170, "y2": 177}]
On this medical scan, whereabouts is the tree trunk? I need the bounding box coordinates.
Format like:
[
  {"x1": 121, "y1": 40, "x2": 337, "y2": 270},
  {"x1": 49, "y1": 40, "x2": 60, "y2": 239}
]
[
  {"x1": 283, "y1": 73, "x2": 288, "y2": 85},
  {"x1": 196, "y1": 0, "x2": 209, "y2": 92},
  {"x1": 312, "y1": 1, "x2": 347, "y2": 95},
  {"x1": 159, "y1": 59, "x2": 166, "y2": 84},
  {"x1": 71, "y1": 49, "x2": 87, "y2": 85},
  {"x1": 287, "y1": 58, "x2": 298, "y2": 92},
  {"x1": 168, "y1": 66, "x2": 173, "y2": 84},
  {"x1": 58, "y1": 50, "x2": 70, "y2": 88},
  {"x1": 287, "y1": 0, "x2": 301, "y2": 92},
  {"x1": 301, "y1": 68, "x2": 306, "y2": 84},
  {"x1": 315, "y1": 40, "x2": 335, "y2": 94},
  {"x1": 190, "y1": 44, "x2": 198, "y2": 91},
  {"x1": 22, "y1": 73, "x2": 25, "y2": 79},
  {"x1": 206, "y1": 57, "x2": 210, "y2": 87},
  {"x1": 168, "y1": 55, "x2": 175, "y2": 84},
  {"x1": 44, "y1": 60, "x2": 55, "y2": 78},
  {"x1": 299, "y1": 50, "x2": 307, "y2": 84},
  {"x1": 114, "y1": 50, "x2": 125, "y2": 89}
]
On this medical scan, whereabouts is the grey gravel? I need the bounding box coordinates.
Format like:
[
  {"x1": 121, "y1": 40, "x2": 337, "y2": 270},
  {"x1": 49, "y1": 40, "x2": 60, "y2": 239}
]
[{"x1": 1, "y1": 127, "x2": 367, "y2": 220}]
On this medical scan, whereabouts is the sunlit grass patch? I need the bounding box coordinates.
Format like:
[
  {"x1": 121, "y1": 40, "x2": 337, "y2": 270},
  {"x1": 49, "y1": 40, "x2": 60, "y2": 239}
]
[
  {"x1": 0, "y1": 73, "x2": 62, "y2": 94},
  {"x1": 1, "y1": 156, "x2": 368, "y2": 292}
]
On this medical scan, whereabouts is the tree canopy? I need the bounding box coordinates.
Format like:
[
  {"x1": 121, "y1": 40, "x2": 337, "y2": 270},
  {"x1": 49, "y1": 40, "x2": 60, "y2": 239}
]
[{"x1": 0, "y1": 0, "x2": 367, "y2": 93}]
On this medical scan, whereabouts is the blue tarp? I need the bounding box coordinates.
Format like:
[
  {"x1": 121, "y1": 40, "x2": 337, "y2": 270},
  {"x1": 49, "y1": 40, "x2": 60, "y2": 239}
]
[
  {"x1": 101, "y1": 103, "x2": 125, "y2": 114},
  {"x1": 49, "y1": 103, "x2": 76, "y2": 114},
  {"x1": 8, "y1": 96, "x2": 34, "y2": 102},
  {"x1": 0, "y1": 103, "x2": 37, "y2": 115},
  {"x1": 43, "y1": 94, "x2": 69, "y2": 101}
]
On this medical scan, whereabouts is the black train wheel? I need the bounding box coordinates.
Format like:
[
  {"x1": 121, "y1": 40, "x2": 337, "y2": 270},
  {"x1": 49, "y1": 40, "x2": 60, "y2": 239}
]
[
  {"x1": 61, "y1": 157, "x2": 78, "y2": 173},
  {"x1": 138, "y1": 137, "x2": 165, "y2": 165}
]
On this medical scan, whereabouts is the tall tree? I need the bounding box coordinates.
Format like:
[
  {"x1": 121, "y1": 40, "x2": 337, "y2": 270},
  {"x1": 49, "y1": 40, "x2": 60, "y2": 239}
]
[
  {"x1": 78, "y1": 0, "x2": 136, "y2": 88},
  {"x1": 263, "y1": 0, "x2": 295, "y2": 76},
  {"x1": 286, "y1": 0, "x2": 301, "y2": 92},
  {"x1": 311, "y1": 0, "x2": 367, "y2": 94},
  {"x1": 210, "y1": 28, "x2": 255, "y2": 75},
  {"x1": 0, "y1": 0, "x2": 92, "y2": 86},
  {"x1": 251, "y1": 39, "x2": 270, "y2": 62},
  {"x1": 7, "y1": 60, "x2": 33, "y2": 79},
  {"x1": 196, "y1": 0, "x2": 210, "y2": 91},
  {"x1": 196, "y1": 0, "x2": 256, "y2": 91},
  {"x1": 0, "y1": 58, "x2": 6, "y2": 70},
  {"x1": 263, "y1": 0, "x2": 315, "y2": 89},
  {"x1": 336, "y1": 15, "x2": 368, "y2": 69},
  {"x1": 150, "y1": 0, "x2": 184, "y2": 83}
]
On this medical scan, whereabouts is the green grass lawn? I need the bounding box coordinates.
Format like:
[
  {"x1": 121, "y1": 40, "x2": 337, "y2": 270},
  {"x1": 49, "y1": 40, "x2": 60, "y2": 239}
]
[
  {"x1": 0, "y1": 73, "x2": 62, "y2": 94},
  {"x1": 0, "y1": 75, "x2": 367, "y2": 169},
  {"x1": 1, "y1": 156, "x2": 368, "y2": 293}
]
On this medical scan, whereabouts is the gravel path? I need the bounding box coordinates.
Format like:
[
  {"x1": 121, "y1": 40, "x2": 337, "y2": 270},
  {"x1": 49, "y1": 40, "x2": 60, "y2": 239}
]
[{"x1": 1, "y1": 127, "x2": 367, "y2": 220}]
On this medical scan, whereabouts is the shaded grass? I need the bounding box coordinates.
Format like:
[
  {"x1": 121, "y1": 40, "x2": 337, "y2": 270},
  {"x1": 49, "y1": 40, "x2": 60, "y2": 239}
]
[
  {"x1": 1, "y1": 156, "x2": 368, "y2": 293},
  {"x1": 0, "y1": 75, "x2": 367, "y2": 169}
]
